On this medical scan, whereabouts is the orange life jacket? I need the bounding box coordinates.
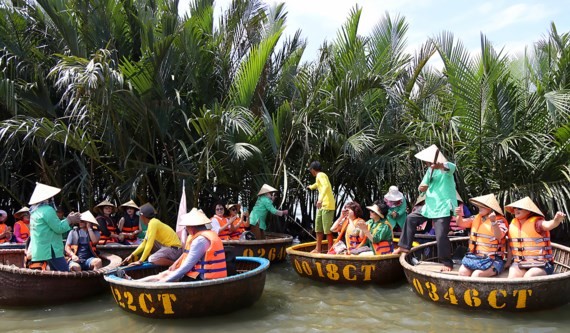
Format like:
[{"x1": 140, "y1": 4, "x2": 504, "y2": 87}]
[
  {"x1": 97, "y1": 215, "x2": 118, "y2": 244},
  {"x1": 369, "y1": 220, "x2": 393, "y2": 255},
  {"x1": 121, "y1": 215, "x2": 140, "y2": 241},
  {"x1": 343, "y1": 218, "x2": 366, "y2": 254},
  {"x1": 508, "y1": 216, "x2": 553, "y2": 263},
  {"x1": 212, "y1": 215, "x2": 231, "y2": 240},
  {"x1": 175, "y1": 230, "x2": 227, "y2": 280},
  {"x1": 229, "y1": 216, "x2": 245, "y2": 240},
  {"x1": 0, "y1": 224, "x2": 9, "y2": 244},
  {"x1": 68, "y1": 229, "x2": 99, "y2": 260},
  {"x1": 468, "y1": 214, "x2": 508, "y2": 260},
  {"x1": 15, "y1": 220, "x2": 30, "y2": 242}
]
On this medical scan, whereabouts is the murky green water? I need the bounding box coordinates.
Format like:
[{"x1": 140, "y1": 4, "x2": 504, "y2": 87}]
[{"x1": 1, "y1": 261, "x2": 569, "y2": 333}]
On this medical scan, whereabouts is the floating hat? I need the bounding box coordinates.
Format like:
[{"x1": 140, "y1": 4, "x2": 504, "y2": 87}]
[
  {"x1": 120, "y1": 200, "x2": 139, "y2": 210},
  {"x1": 226, "y1": 203, "x2": 241, "y2": 211},
  {"x1": 94, "y1": 200, "x2": 117, "y2": 213},
  {"x1": 505, "y1": 197, "x2": 544, "y2": 217},
  {"x1": 258, "y1": 184, "x2": 278, "y2": 196},
  {"x1": 80, "y1": 211, "x2": 99, "y2": 225},
  {"x1": 366, "y1": 204, "x2": 385, "y2": 218},
  {"x1": 139, "y1": 203, "x2": 156, "y2": 218},
  {"x1": 469, "y1": 194, "x2": 503, "y2": 215},
  {"x1": 178, "y1": 208, "x2": 211, "y2": 226},
  {"x1": 384, "y1": 186, "x2": 404, "y2": 201},
  {"x1": 14, "y1": 207, "x2": 30, "y2": 219},
  {"x1": 414, "y1": 144, "x2": 448, "y2": 163},
  {"x1": 28, "y1": 182, "x2": 61, "y2": 205}
]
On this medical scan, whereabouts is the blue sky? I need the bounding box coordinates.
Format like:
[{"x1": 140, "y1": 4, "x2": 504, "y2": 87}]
[{"x1": 180, "y1": 0, "x2": 570, "y2": 62}]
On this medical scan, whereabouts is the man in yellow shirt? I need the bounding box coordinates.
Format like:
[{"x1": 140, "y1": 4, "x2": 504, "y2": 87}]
[
  {"x1": 121, "y1": 203, "x2": 182, "y2": 266},
  {"x1": 307, "y1": 161, "x2": 336, "y2": 253}
]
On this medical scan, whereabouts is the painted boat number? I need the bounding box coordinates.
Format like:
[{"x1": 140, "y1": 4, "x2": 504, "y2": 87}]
[
  {"x1": 293, "y1": 259, "x2": 376, "y2": 281},
  {"x1": 243, "y1": 247, "x2": 286, "y2": 261},
  {"x1": 112, "y1": 287, "x2": 177, "y2": 314},
  {"x1": 411, "y1": 278, "x2": 533, "y2": 309}
]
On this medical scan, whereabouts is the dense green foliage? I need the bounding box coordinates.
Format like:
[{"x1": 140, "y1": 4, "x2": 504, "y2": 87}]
[{"x1": 0, "y1": 1, "x2": 568, "y2": 235}]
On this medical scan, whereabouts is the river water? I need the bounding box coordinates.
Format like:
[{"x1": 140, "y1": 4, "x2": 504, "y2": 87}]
[{"x1": 1, "y1": 260, "x2": 569, "y2": 333}]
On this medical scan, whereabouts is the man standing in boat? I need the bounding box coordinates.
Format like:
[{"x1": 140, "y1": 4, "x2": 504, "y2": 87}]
[
  {"x1": 393, "y1": 145, "x2": 458, "y2": 272},
  {"x1": 307, "y1": 161, "x2": 336, "y2": 253}
]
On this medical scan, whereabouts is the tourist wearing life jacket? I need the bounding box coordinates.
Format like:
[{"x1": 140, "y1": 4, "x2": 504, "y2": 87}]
[
  {"x1": 249, "y1": 184, "x2": 289, "y2": 240},
  {"x1": 384, "y1": 186, "x2": 407, "y2": 232},
  {"x1": 28, "y1": 182, "x2": 81, "y2": 272},
  {"x1": 118, "y1": 200, "x2": 141, "y2": 245},
  {"x1": 95, "y1": 200, "x2": 121, "y2": 244},
  {"x1": 360, "y1": 202, "x2": 393, "y2": 255},
  {"x1": 0, "y1": 209, "x2": 13, "y2": 244},
  {"x1": 210, "y1": 203, "x2": 231, "y2": 241},
  {"x1": 330, "y1": 202, "x2": 367, "y2": 254},
  {"x1": 13, "y1": 207, "x2": 31, "y2": 243},
  {"x1": 227, "y1": 203, "x2": 248, "y2": 240},
  {"x1": 454, "y1": 194, "x2": 508, "y2": 277},
  {"x1": 394, "y1": 145, "x2": 458, "y2": 272},
  {"x1": 506, "y1": 197, "x2": 566, "y2": 278},
  {"x1": 136, "y1": 208, "x2": 227, "y2": 282},
  {"x1": 65, "y1": 211, "x2": 102, "y2": 271},
  {"x1": 121, "y1": 203, "x2": 182, "y2": 267}
]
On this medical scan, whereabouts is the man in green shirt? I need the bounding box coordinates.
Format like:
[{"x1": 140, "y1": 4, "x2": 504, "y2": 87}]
[
  {"x1": 394, "y1": 145, "x2": 458, "y2": 271},
  {"x1": 28, "y1": 182, "x2": 80, "y2": 271},
  {"x1": 307, "y1": 161, "x2": 336, "y2": 253}
]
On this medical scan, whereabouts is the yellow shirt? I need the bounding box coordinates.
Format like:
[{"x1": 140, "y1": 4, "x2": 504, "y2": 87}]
[
  {"x1": 132, "y1": 218, "x2": 181, "y2": 262},
  {"x1": 308, "y1": 172, "x2": 336, "y2": 210}
]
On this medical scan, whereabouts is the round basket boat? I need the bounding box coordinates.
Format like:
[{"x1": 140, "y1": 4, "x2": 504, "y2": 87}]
[
  {"x1": 286, "y1": 241, "x2": 404, "y2": 285},
  {"x1": 0, "y1": 249, "x2": 121, "y2": 307},
  {"x1": 97, "y1": 243, "x2": 138, "y2": 259},
  {"x1": 104, "y1": 256, "x2": 270, "y2": 318},
  {"x1": 400, "y1": 237, "x2": 570, "y2": 312},
  {"x1": 222, "y1": 232, "x2": 292, "y2": 263}
]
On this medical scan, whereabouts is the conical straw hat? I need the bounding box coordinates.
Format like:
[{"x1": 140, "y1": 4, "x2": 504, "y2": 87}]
[
  {"x1": 415, "y1": 195, "x2": 425, "y2": 205},
  {"x1": 414, "y1": 144, "x2": 448, "y2": 163},
  {"x1": 94, "y1": 200, "x2": 117, "y2": 213},
  {"x1": 469, "y1": 194, "x2": 503, "y2": 215},
  {"x1": 366, "y1": 204, "x2": 384, "y2": 218},
  {"x1": 120, "y1": 200, "x2": 139, "y2": 210},
  {"x1": 28, "y1": 182, "x2": 61, "y2": 205},
  {"x1": 505, "y1": 196, "x2": 544, "y2": 217},
  {"x1": 14, "y1": 207, "x2": 30, "y2": 219},
  {"x1": 178, "y1": 208, "x2": 211, "y2": 227},
  {"x1": 258, "y1": 184, "x2": 278, "y2": 196},
  {"x1": 80, "y1": 211, "x2": 99, "y2": 225}
]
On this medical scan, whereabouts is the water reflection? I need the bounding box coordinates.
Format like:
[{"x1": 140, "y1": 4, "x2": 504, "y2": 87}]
[{"x1": 1, "y1": 261, "x2": 569, "y2": 332}]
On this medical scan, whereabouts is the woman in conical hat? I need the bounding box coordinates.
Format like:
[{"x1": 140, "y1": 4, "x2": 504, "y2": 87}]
[
  {"x1": 94, "y1": 199, "x2": 121, "y2": 244},
  {"x1": 505, "y1": 197, "x2": 566, "y2": 278},
  {"x1": 118, "y1": 200, "x2": 141, "y2": 245},
  {"x1": 384, "y1": 185, "x2": 407, "y2": 231},
  {"x1": 65, "y1": 210, "x2": 103, "y2": 272},
  {"x1": 394, "y1": 145, "x2": 458, "y2": 272},
  {"x1": 454, "y1": 194, "x2": 509, "y2": 277},
  {"x1": 0, "y1": 210, "x2": 12, "y2": 244},
  {"x1": 248, "y1": 184, "x2": 288, "y2": 240},
  {"x1": 13, "y1": 207, "x2": 31, "y2": 243},
  {"x1": 28, "y1": 182, "x2": 81, "y2": 272}
]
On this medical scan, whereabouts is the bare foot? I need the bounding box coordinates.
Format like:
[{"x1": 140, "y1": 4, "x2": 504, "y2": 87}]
[
  {"x1": 310, "y1": 249, "x2": 319, "y2": 254},
  {"x1": 440, "y1": 265, "x2": 453, "y2": 272},
  {"x1": 393, "y1": 247, "x2": 409, "y2": 255}
]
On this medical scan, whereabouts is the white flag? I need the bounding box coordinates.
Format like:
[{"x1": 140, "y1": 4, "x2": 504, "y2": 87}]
[{"x1": 176, "y1": 181, "x2": 188, "y2": 244}]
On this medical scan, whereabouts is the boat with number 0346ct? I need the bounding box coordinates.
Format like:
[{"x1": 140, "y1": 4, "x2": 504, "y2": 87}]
[
  {"x1": 0, "y1": 249, "x2": 121, "y2": 306},
  {"x1": 104, "y1": 256, "x2": 270, "y2": 318},
  {"x1": 400, "y1": 237, "x2": 570, "y2": 311},
  {"x1": 286, "y1": 240, "x2": 411, "y2": 285}
]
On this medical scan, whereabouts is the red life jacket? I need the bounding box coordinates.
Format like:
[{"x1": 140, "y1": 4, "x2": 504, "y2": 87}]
[
  {"x1": 229, "y1": 217, "x2": 245, "y2": 240},
  {"x1": 468, "y1": 214, "x2": 508, "y2": 260},
  {"x1": 97, "y1": 215, "x2": 118, "y2": 244},
  {"x1": 121, "y1": 214, "x2": 140, "y2": 241},
  {"x1": 0, "y1": 224, "x2": 9, "y2": 244},
  {"x1": 15, "y1": 220, "x2": 30, "y2": 242},
  {"x1": 175, "y1": 230, "x2": 227, "y2": 280},
  {"x1": 212, "y1": 215, "x2": 231, "y2": 240},
  {"x1": 508, "y1": 216, "x2": 553, "y2": 263},
  {"x1": 344, "y1": 218, "x2": 366, "y2": 254}
]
